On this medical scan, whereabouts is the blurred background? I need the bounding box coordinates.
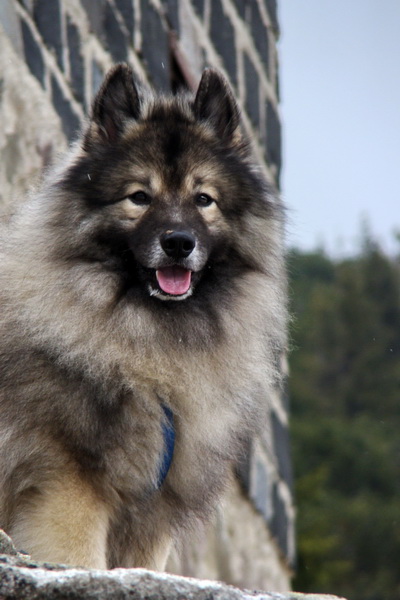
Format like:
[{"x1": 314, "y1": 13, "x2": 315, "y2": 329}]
[{"x1": 280, "y1": 2, "x2": 400, "y2": 599}]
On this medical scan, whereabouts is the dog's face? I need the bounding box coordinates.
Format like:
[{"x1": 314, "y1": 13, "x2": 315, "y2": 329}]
[
  {"x1": 88, "y1": 114, "x2": 234, "y2": 302},
  {"x1": 106, "y1": 158, "x2": 227, "y2": 301},
  {"x1": 60, "y1": 65, "x2": 268, "y2": 303}
]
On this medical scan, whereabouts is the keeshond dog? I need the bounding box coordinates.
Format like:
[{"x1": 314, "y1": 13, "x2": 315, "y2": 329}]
[{"x1": 0, "y1": 64, "x2": 286, "y2": 570}]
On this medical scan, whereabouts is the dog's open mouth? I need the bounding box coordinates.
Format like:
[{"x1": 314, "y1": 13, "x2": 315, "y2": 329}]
[
  {"x1": 156, "y1": 266, "x2": 192, "y2": 296},
  {"x1": 141, "y1": 265, "x2": 197, "y2": 301}
]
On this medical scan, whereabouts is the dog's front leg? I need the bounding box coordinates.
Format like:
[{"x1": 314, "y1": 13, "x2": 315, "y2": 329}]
[
  {"x1": 117, "y1": 532, "x2": 173, "y2": 571},
  {"x1": 9, "y1": 469, "x2": 110, "y2": 569},
  {"x1": 143, "y1": 536, "x2": 173, "y2": 571}
]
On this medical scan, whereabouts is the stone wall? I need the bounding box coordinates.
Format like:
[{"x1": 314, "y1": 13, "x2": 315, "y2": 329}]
[{"x1": 0, "y1": 0, "x2": 293, "y2": 592}]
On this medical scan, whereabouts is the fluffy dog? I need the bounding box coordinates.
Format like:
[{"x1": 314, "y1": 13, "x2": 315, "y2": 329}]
[{"x1": 0, "y1": 64, "x2": 286, "y2": 569}]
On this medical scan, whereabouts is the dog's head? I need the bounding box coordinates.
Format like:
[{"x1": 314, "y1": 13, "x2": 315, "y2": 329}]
[{"x1": 59, "y1": 64, "x2": 273, "y2": 303}]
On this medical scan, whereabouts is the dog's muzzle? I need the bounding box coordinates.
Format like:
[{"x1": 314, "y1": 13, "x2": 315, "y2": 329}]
[{"x1": 153, "y1": 231, "x2": 196, "y2": 297}]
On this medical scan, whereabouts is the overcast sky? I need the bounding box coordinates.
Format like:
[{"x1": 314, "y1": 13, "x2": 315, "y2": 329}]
[{"x1": 279, "y1": 1, "x2": 400, "y2": 256}]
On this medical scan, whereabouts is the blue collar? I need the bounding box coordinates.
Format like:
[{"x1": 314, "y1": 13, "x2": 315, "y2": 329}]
[{"x1": 157, "y1": 404, "x2": 175, "y2": 488}]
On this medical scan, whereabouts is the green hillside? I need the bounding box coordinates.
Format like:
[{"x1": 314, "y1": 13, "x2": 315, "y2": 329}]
[{"x1": 288, "y1": 237, "x2": 400, "y2": 600}]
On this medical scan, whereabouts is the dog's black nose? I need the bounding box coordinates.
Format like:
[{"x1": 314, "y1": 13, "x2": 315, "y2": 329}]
[{"x1": 160, "y1": 231, "x2": 196, "y2": 259}]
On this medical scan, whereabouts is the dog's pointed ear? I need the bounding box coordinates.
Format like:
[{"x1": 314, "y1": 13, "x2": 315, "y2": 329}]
[
  {"x1": 84, "y1": 64, "x2": 140, "y2": 148},
  {"x1": 193, "y1": 69, "x2": 241, "y2": 142}
]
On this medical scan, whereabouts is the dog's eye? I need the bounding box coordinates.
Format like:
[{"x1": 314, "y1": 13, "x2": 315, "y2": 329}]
[
  {"x1": 128, "y1": 191, "x2": 151, "y2": 205},
  {"x1": 195, "y1": 193, "x2": 214, "y2": 207}
]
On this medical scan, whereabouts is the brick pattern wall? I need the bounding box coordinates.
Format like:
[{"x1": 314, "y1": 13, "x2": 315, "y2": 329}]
[{"x1": 0, "y1": 0, "x2": 293, "y2": 590}]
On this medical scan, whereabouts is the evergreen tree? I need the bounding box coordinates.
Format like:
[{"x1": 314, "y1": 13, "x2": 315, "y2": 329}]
[{"x1": 288, "y1": 240, "x2": 400, "y2": 600}]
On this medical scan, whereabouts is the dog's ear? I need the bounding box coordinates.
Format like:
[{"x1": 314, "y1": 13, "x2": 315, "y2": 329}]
[
  {"x1": 194, "y1": 69, "x2": 241, "y2": 142},
  {"x1": 84, "y1": 63, "x2": 140, "y2": 148}
]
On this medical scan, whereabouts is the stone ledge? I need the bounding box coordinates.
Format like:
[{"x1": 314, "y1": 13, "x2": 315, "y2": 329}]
[
  {"x1": 0, "y1": 529, "x2": 346, "y2": 600},
  {"x1": 0, "y1": 556, "x2": 347, "y2": 600}
]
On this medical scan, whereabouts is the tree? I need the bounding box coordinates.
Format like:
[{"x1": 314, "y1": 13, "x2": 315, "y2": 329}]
[{"x1": 288, "y1": 241, "x2": 400, "y2": 600}]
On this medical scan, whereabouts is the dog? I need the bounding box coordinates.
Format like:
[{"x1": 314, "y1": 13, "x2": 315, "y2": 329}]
[{"x1": 0, "y1": 64, "x2": 287, "y2": 570}]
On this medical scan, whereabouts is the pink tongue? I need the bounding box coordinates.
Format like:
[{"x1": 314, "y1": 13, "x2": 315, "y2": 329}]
[{"x1": 156, "y1": 267, "x2": 192, "y2": 295}]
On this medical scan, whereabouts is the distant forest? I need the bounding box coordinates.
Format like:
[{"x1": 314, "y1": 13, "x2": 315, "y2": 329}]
[{"x1": 288, "y1": 234, "x2": 400, "y2": 600}]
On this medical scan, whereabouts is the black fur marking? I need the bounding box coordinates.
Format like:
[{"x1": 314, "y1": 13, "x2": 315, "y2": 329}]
[{"x1": 162, "y1": 130, "x2": 183, "y2": 166}]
